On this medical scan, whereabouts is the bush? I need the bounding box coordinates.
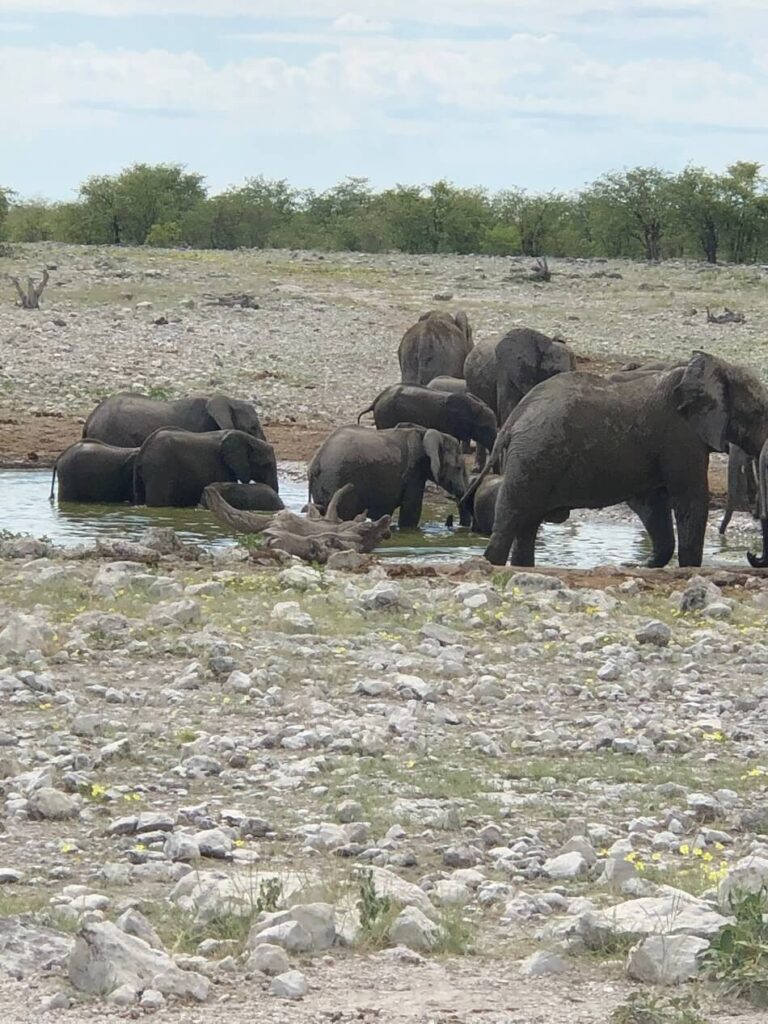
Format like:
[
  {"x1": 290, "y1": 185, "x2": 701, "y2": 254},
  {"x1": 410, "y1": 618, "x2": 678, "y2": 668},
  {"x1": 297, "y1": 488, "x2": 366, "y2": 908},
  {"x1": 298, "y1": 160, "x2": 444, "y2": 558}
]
[{"x1": 702, "y1": 886, "x2": 768, "y2": 1006}]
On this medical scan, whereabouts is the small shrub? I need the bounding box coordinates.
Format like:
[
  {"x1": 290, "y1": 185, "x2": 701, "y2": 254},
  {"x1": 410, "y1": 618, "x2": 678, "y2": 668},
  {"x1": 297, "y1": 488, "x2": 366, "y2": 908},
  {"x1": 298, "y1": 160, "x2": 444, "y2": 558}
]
[
  {"x1": 255, "y1": 877, "x2": 283, "y2": 915},
  {"x1": 357, "y1": 868, "x2": 396, "y2": 947},
  {"x1": 610, "y1": 992, "x2": 707, "y2": 1024},
  {"x1": 433, "y1": 905, "x2": 476, "y2": 955},
  {"x1": 702, "y1": 886, "x2": 768, "y2": 1006}
]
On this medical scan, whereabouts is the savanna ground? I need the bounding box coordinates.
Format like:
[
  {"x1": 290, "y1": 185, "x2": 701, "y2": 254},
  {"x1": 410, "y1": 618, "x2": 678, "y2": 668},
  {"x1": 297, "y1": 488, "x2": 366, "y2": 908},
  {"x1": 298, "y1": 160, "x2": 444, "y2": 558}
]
[{"x1": 0, "y1": 245, "x2": 768, "y2": 1024}]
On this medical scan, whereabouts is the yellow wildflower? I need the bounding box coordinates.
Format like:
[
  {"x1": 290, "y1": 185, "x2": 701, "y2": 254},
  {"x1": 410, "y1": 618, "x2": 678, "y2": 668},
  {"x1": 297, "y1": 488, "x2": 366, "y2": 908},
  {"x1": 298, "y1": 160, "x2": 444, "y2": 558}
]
[{"x1": 679, "y1": 844, "x2": 690, "y2": 856}]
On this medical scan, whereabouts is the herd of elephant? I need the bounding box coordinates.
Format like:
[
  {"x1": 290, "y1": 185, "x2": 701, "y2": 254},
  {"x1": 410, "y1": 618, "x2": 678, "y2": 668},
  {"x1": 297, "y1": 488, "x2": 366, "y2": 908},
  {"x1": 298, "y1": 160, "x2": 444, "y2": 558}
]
[{"x1": 52, "y1": 309, "x2": 768, "y2": 568}]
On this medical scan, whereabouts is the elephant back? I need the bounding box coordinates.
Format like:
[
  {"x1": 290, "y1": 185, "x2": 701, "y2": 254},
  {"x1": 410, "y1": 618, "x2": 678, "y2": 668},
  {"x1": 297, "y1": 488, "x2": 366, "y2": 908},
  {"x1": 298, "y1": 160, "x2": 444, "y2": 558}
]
[{"x1": 398, "y1": 312, "x2": 473, "y2": 386}]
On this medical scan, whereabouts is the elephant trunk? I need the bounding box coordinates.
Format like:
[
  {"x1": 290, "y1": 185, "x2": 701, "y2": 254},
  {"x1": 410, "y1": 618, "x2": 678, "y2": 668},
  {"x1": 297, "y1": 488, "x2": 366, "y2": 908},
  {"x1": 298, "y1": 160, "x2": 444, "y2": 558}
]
[{"x1": 747, "y1": 438, "x2": 768, "y2": 567}]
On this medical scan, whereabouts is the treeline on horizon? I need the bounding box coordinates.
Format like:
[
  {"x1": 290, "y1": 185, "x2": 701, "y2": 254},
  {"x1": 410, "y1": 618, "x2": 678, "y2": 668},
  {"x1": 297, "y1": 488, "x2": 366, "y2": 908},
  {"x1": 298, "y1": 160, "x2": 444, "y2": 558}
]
[{"x1": 1, "y1": 160, "x2": 767, "y2": 264}]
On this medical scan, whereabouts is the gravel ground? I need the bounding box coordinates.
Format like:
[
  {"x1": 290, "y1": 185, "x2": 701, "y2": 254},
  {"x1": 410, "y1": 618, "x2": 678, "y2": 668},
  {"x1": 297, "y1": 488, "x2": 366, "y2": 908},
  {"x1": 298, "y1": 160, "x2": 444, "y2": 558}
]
[{"x1": 1, "y1": 245, "x2": 768, "y2": 1023}]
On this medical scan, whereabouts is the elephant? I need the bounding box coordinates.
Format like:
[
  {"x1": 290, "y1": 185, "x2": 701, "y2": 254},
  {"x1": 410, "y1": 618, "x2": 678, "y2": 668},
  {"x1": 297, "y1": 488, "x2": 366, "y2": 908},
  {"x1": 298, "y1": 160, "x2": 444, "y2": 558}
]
[
  {"x1": 398, "y1": 311, "x2": 473, "y2": 386},
  {"x1": 495, "y1": 328, "x2": 577, "y2": 427},
  {"x1": 356, "y1": 384, "x2": 497, "y2": 454},
  {"x1": 134, "y1": 429, "x2": 278, "y2": 507},
  {"x1": 470, "y1": 351, "x2": 768, "y2": 568},
  {"x1": 51, "y1": 439, "x2": 138, "y2": 503},
  {"x1": 84, "y1": 392, "x2": 266, "y2": 448},
  {"x1": 199, "y1": 481, "x2": 284, "y2": 513},
  {"x1": 426, "y1": 376, "x2": 468, "y2": 395},
  {"x1": 307, "y1": 425, "x2": 468, "y2": 528},
  {"x1": 719, "y1": 445, "x2": 758, "y2": 536},
  {"x1": 461, "y1": 474, "x2": 568, "y2": 536}
]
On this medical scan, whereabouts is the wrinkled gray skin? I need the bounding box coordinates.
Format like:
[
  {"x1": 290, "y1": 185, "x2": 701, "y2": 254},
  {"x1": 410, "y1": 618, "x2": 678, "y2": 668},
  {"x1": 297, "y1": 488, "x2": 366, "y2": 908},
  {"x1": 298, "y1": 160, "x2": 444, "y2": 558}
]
[
  {"x1": 134, "y1": 429, "x2": 278, "y2": 507},
  {"x1": 357, "y1": 384, "x2": 497, "y2": 454},
  {"x1": 426, "y1": 375, "x2": 468, "y2": 395},
  {"x1": 199, "y1": 481, "x2": 284, "y2": 512},
  {"x1": 748, "y1": 441, "x2": 768, "y2": 566},
  {"x1": 464, "y1": 474, "x2": 569, "y2": 536},
  {"x1": 719, "y1": 445, "x2": 758, "y2": 535},
  {"x1": 398, "y1": 311, "x2": 473, "y2": 386},
  {"x1": 495, "y1": 328, "x2": 578, "y2": 426},
  {"x1": 472, "y1": 352, "x2": 768, "y2": 568},
  {"x1": 464, "y1": 339, "x2": 502, "y2": 469},
  {"x1": 84, "y1": 392, "x2": 265, "y2": 448},
  {"x1": 308, "y1": 425, "x2": 468, "y2": 528},
  {"x1": 51, "y1": 439, "x2": 138, "y2": 503}
]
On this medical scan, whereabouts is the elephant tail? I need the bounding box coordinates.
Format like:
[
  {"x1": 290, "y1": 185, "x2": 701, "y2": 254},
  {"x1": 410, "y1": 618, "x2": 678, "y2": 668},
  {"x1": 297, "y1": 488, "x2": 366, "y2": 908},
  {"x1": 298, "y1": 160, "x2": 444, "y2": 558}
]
[
  {"x1": 49, "y1": 462, "x2": 58, "y2": 501},
  {"x1": 747, "y1": 439, "x2": 768, "y2": 567},
  {"x1": 132, "y1": 459, "x2": 145, "y2": 505},
  {"x1": 357, "y1": 402, "x2": 375, "y2": 424}
]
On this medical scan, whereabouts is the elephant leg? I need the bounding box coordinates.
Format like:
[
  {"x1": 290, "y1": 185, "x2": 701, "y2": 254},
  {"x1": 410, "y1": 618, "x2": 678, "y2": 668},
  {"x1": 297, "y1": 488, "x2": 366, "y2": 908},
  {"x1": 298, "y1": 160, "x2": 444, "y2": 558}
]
[
  {"x1": 398, "y1": 480, "x2": 426, "y2": 529},
  {"x1": 747, "y1": 519, "x2": 768, "y2": 568},
  {"x1": 627, "y1": 492, "x2": 675, "y2": 568},
  {"x1": 718, "y1": 508, "x2": 732, "y2": 536},
  {"x1": 673, "y1": 497, "x2": 708, "y2": 567},
  {"x1": 509, "y1": 523, "x2": 540, "y2": 566},
  {"x1": 473, "y1": 444, "x2": 487, "y2": 473}
]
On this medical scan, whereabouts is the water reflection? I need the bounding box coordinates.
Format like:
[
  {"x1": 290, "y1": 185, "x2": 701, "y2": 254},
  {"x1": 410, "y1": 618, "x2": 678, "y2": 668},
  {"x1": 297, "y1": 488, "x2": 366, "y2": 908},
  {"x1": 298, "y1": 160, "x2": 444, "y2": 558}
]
[{"x1": 0, "y1": 469, "x2": 757, "y2": 568}]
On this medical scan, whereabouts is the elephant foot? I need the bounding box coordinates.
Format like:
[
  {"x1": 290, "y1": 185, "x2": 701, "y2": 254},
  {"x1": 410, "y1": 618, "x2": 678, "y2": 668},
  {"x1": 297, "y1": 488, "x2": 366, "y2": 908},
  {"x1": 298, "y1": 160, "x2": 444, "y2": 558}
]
[{"x1": 747, "y1": 550, "x2": 768, "y2": 568}]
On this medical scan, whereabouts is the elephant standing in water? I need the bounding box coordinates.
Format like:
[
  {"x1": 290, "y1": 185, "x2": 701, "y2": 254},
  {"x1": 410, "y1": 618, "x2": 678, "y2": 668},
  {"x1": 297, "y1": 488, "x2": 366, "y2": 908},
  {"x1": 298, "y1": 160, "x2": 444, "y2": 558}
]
[
  {"x1": 134, "y1": 429, "x2": 278, "y2": 507},
  {"x1": 470, "y1": 352, "x2": 768, "y2": 568},
  {"x1": 398, "y1": 311, "x2": 473, "y2": 385},
  {"x1": 52, "y1": 440, "x2": 138, "y2": 503},
  {"x1": 308, "y1": 425, "x2": 468, "y2": 528},
  {"x1": 84, "y1": 392, "x2": 266, "y2": 447},
  {"x1": 357, "y1": 384, "x2": 497, "y2": 454}
]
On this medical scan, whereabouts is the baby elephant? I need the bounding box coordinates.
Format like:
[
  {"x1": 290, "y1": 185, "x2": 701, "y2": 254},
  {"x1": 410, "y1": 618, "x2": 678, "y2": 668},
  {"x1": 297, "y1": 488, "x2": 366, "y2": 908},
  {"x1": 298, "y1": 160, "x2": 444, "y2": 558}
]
[
  {"x1": 308, "y1": 424, "x2": 468, "y2": 528},
  {"x1": 199, "y1": 482, "x2": 284, "y2": 512},
  {"x1": 52, "y1": 439, "x2": 138, "y2": 503},
  {"x1": 357, "y1": 384, "x2": 497, "y2": 454},
  {"x1": 426, "y1": 376, "x2": 468, "y2": 395}
]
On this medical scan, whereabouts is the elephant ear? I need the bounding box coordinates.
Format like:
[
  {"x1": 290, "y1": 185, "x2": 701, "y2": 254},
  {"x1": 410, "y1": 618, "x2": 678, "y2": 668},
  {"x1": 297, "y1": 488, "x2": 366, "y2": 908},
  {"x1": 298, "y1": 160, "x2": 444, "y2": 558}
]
[
  {"x1": 418, "y1": 310, "x2": 437, "y2": 323},
  {"x1": 674, "y1": 351, "x2": 729, "y2": 452},
  {"x1": 230, "y1": 399, "x2": 265, "y2": 440},
  {"x1": 220, "y1": 431, "x2": 252, "y2": 482},
  {"x1": 205, "y1": 395, "x2": 236, "y2": 430},
  {"x1": 422, "y1": 429, "x2": 443, "y2": 483},
  {"x1": 453, "y1": 310, "x2": 471, "y2": 342}
]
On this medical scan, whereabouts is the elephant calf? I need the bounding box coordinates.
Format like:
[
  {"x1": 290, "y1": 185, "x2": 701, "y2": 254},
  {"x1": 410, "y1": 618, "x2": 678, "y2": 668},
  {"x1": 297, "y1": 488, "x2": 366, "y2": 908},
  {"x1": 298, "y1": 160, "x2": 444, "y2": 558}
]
[
  {"x1": 134, "y1": 429, "x2": 278, "y2": 507},
  {"x1": 308, "y1": 425, "x2": 468, "y2": 528},
  {"x1": 426, "y1": 376, "x2": 468, "y2": 395},
  {"x1": 199, "y1": 482, "x2": 284, "y2": 513},
  {"x1": 52, "y1": 440, "x2": 138, "y2": 503},
  {"x1": 357, "y1": 384, "x2": 497, "y2": 454}
]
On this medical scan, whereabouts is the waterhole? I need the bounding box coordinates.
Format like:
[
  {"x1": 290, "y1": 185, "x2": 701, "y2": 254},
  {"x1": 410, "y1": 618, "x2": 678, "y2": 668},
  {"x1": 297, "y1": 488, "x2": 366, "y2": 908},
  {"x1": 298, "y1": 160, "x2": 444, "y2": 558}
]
[{"x1": 0, "y1": 468, "x2": 757, "y2": 569}]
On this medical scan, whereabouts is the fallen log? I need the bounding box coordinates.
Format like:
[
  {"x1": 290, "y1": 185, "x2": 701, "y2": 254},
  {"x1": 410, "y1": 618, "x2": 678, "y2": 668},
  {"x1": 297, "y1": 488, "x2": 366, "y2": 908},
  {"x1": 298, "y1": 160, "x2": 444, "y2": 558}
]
[{"x1": 201, "y1": 483, "x2": 391, "y2": 563}]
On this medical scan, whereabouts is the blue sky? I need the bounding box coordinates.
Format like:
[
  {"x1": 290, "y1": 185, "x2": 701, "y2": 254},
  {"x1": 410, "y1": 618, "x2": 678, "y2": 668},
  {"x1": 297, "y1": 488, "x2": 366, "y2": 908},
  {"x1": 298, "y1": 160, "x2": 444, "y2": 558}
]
[{"x1": 1, "y1": 0, "x2": 767, "y2": 200}]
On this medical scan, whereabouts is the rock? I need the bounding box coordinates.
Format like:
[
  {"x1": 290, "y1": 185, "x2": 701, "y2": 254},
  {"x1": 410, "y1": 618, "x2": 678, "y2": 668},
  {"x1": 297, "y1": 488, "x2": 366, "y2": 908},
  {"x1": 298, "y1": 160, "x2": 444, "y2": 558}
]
[
  {"x1": 278, "y1": 566, "x2": 322, "y2": 591},
  {"x1": 0, "y1": 918, "x2": 72, "y2": 977},
  {"x1": 194, "y1": 828, "x2": 233, "y2": 859},
  {"x1": 686, "y1": 792, "x2": 722, "y2": 822},
  {"x1": 543, "y1": 852, "x2": 588, "y2": 880},
  {"x1": 68, "y1": 921, "x2": 209, "y2": 1001},
  {"x1": 678, "y1": 576, "x2": 721, "y2": 612},
  {"x1": 164, "y1": 833, "x2": 201, "y2": 863},
  {"x1": 360, "y1": 581, "x2": 407, "y2": 610},
  {"x1": 635, "y1": 620, "x2": 671, "y2": 647},
  {"x1": 579, "y1": 892, "x2": 729, "y2": 946},
  {"x1": 326, "y1": 550, "x2": 370, "y2": 571},
  {"x1": 0, "y1": 869, "x2": 23, "y2": 884},
  {"x1": 336, "y1": 800, "x2": 364, "y2": 823},
  {"x1": 626, "y1": 934, "x2": 709, "y2": 985},
  {"x1": 28, "y1": 788, "x2": 78, "y2": 821},
  {"x1": 147, "y1": 599, "x2": 202, "y2": 627},
  {"x1": 271, "y1": 969, "x2": 308, "y2": 1000},
  {"x1": 362, "y1": 866, "x2": 434, "y2": 912},
  {"x1": 246, "y1": 943, "x2": 290, "y2": 976},
  {"x1": 255, "y1": 920, "x2": 313, "y2": 952},
  {"x1": 140, "y1": 988, "x2": 166, "y2": 1010},
  {"x1": 388, "y1": 907, "x2": 438, "y2": 951},
  {"x1": 507, "y1": 572, "x2": 563, "y2": 592},
  {"x1": 270, "y1": 602, "x2": 315, "y2": 633},
  {"x1": 251, "y1": 904, "x2": 335, "y2": 952},
  {"x1": 0, "y1": 613, "x2": 53, "y2": 656},
  {"x1": 519, "y1": 950, "x2": 569, "y2": 977},
  {"x1": 433, "y1": 879, "x2": 469, "y2": 906},
  {"x1": 116, "y1": 909, "x2": 164, "y2": 950},
  {"x1": 718, "y1": 856, "x2": 768, "y2": 909}
]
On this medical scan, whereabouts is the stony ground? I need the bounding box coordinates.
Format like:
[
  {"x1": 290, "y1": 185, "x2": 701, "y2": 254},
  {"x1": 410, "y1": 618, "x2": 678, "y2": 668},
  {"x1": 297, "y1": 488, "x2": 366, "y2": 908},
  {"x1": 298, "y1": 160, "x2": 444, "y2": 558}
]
[{"x1": 1, "y1": 245, "x2": 768, "y2": 1022}]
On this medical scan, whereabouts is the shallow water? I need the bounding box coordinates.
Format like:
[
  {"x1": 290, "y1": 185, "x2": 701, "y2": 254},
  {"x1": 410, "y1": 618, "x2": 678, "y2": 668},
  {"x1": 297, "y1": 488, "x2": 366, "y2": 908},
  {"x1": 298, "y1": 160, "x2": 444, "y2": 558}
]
[{"x1": 0, "y1": 468, "x2": 757, "y2": 568}]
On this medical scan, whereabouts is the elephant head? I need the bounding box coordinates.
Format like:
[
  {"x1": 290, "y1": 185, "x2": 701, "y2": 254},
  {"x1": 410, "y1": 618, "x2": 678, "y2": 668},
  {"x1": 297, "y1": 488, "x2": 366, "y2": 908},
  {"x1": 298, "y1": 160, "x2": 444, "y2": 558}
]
[
  {"x1": 220, "y1": 431, "x2": 279, "y2": 493},
  {"x1": 206, "y1": 395, "x2": 265, "y2": 441},
  {"x1": 453, "y1": 310, "x2": 472, "y2": 345},
  {"x1": 674, "y1": 351, "x2": 768, "y2": 456},
  {"x1": 445, "y1": 392, "x2": 497, "y2": 452},
  {"x1": 422, "y1": 429, "x2": 468, "y2": 502}
]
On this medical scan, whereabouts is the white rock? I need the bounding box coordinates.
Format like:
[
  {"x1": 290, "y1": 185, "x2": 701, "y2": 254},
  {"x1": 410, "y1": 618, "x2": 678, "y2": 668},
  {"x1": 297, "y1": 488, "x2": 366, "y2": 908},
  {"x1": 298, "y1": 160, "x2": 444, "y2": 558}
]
[
  {"x1": 140, "y1": 988, "x2": 166, "y2": 1010},
  {"x1": 148, "y1": 599, "x2": 202, "y2": 627},
  {"x1": 246, "y1": 943, "x2": 290, "y2": 976},
  {"x1": 270, "y1": 602, "x2": 315, "y2": 633},
  {"x1": 626, "y1": 934, "x2": 709, "y2": 985},
  {"x1": 519, "y1": 950, "x2": 569, "y2": 977},
  {"x1": 433, "y1": 880, "x2": 469, "y2": 906},
  {"x1": 543, "y1": 852, "x2": 588, "y2": 880},
  {"x1": 28, "y1": 788, "x2": 78, "y2": 821},
  {"x1": 271, "y1": 969, "x2": 308, "y2": 1000},
  {"x1": 635, "y1": 620, "x2": 671, "y2": 647},
  {"x1": 585, "y1": 892, "x2": 729, "y2": 943},
  {"x1": 388, "y1": 907, "x2": 438, "y2": 951},
  {"x1": 718, "y1": 856, "x2": 768, "y2": 909},
  {"x1": 0, "y1": 613, "x2": 52, "y2": 656},
  {"x1": 69, "y1": 921, "x2": 209, "y2": 1001}
]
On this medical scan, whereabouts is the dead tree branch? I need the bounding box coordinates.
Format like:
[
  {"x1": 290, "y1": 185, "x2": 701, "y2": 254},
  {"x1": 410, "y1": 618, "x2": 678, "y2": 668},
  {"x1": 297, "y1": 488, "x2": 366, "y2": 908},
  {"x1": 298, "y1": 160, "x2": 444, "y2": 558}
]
[
  {"x1": 528, "y1": 256, "x2": 551, "y2": 283},
  {"x1": 8, "y1": 269, "x2": 50, "y2": 309},
  {"x1": 202, "y1": 483, "x2": 391, "y2": 564},
  {"x1": 706, "y1": 306, "x2": 745, "y2": 325}
]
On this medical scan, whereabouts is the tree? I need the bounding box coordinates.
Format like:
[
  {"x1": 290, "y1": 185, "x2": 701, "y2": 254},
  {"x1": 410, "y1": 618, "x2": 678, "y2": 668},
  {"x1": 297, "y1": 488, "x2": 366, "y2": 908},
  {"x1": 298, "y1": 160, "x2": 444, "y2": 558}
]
[
  {"x1": 586, "y1": 167, "x2": 673, "y2": 261},
  {"x1": 0, "y1": 187, "x2": 15, "y2": 239},
  {"x1": 3, "y1": 200, "x2": 55, "y2": 242},
  {"x1": 669, "y1": 166, "x2": 723, "y2": 263},
  {"x1": 717, "y1": 162, "x2": 768, "y2": 264}
]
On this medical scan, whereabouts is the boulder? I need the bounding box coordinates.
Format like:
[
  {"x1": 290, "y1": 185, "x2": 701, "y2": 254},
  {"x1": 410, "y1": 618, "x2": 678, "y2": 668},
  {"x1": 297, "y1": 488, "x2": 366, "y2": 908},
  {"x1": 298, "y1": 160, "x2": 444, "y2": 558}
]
[
  {"x1": 626, "y1": 934, "x2": 709, "y2": 985},
  {"x1": 246, "y1": 943, "x2": 290, "y2": 976},
  {"x1": 271, "y1": 970, "x2": 308, "y2": 1000},
  {"x1": 388, "y1": 907, "x2": 438, "y2": 951}
]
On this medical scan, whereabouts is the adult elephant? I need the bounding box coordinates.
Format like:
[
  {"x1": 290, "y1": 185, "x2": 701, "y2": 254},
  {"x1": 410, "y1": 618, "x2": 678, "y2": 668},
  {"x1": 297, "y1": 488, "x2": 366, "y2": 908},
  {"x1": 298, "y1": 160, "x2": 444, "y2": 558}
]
[
  {"x1": 308, "y1": 425, "x2": 467, "y2": 528},
  {"x1": 495, "y1": 328, "x2": 577, "y2": 426},
  {"x1": 84, "y1": 392, "x2": 266, "y2": 448},
  {"x1": 398, "y1": 311, "x2": 473, "y2": 385},
  {"x1": 357, "y1": 384, "x2": 497, "y2": 454},
  {"x1": 199, "y1": 482, "x2": 284, "y2": 513},
  {"x1": 134, "y1": 429, "x2": 278, "y2": 507},
  {"x1": 51, "y1": 440, "x2": 138, "y2": 503},
  {"x1": 470, "y1": 351, "x2": 768, "y2": 567}
]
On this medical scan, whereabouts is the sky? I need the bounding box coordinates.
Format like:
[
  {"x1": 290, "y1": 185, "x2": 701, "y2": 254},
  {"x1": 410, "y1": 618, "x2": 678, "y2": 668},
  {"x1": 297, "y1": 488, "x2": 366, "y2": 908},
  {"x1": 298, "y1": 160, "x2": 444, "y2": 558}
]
[{"x1": 1, "y1": 0, "x2": 767, "y2": 201}]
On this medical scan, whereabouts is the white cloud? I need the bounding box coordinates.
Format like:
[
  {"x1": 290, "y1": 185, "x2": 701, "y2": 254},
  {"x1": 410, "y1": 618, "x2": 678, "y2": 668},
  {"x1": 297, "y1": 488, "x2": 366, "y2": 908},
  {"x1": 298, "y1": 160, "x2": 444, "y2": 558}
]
[{"x1": 333, "y1": 13, "x2": 392, "y2": 34}]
